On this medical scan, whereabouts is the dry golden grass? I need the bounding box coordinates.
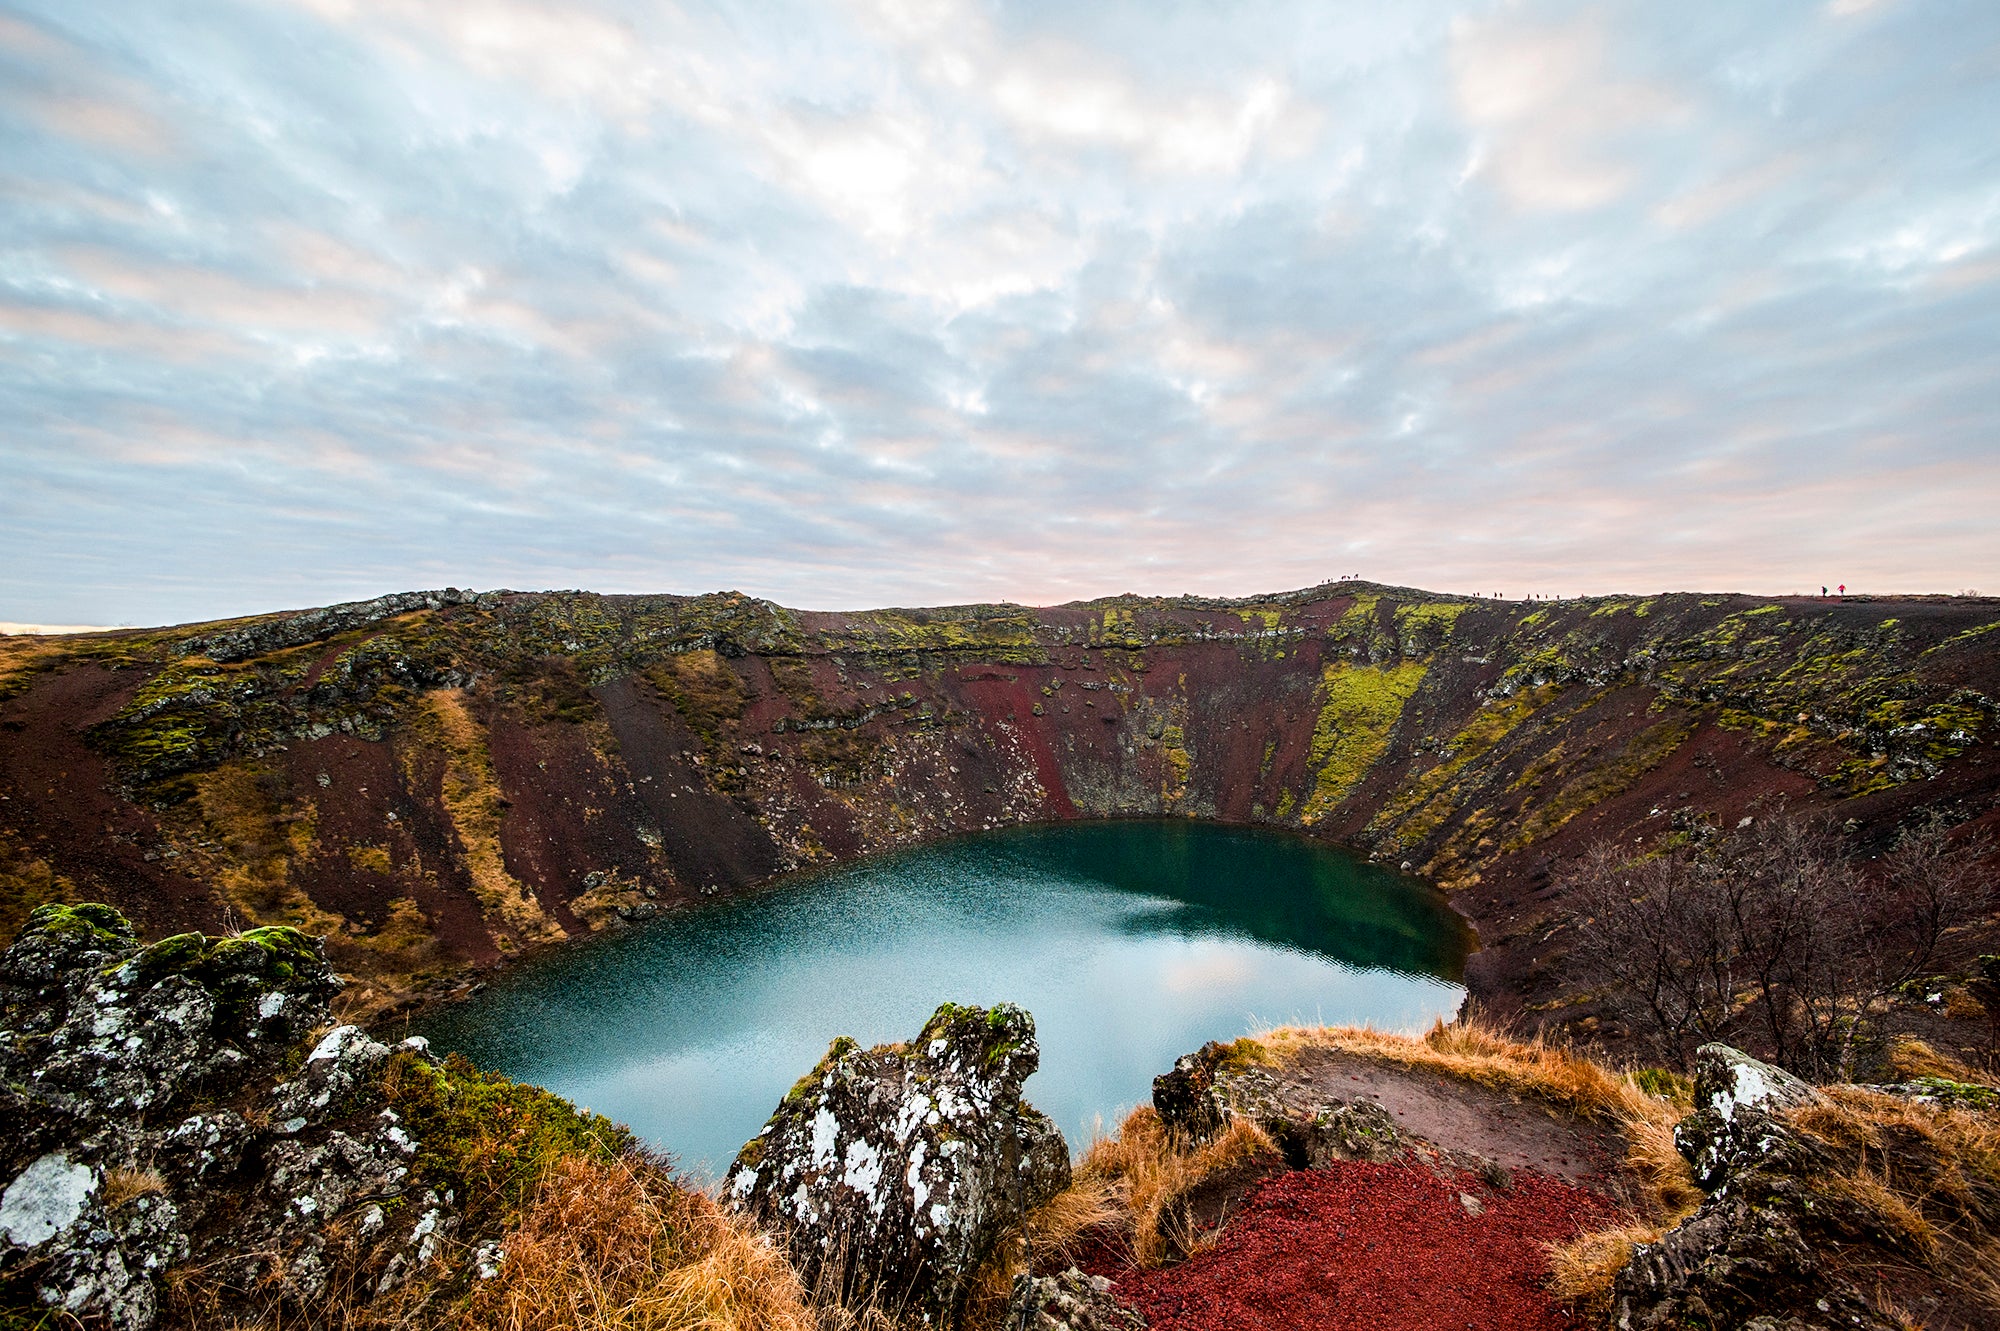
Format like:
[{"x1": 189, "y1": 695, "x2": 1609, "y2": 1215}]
[
  {"x1": 960, "y1": 1101, "x2": 1283, "y2": 1327},
  {"x1": 1884, "y1": 1036, "x2": 1991, "y2": 1085},
  {"x1": 412, "y1": 690, "x2": 563, "y2": 950},
  {"x1": 955, "y1": 1167, "x2": 1128, "y2": 1330},
  {"x1": 1019, "y1": 1174, "x2": 1126, "y2": 1270},
  {"x1": 1824, "y1": 1168, "x2": 1942, "y2": 1262},
  {"x1": 464, "y1": 1152, "x2": 814, "y2": 1331},
  {"x1": 1543, "y1": 1220, "x2": 1667, "y2": 1316},
  {"x1": 1071, "y1": 1106, "x2": 1279, "y2": 1268},
  {"x1": 1788, "y1": 1087, "x2": 2000, "y2": 1313},
  {"x1": 102, "y1": 1165, "x2": 166, "y2": 1209}
]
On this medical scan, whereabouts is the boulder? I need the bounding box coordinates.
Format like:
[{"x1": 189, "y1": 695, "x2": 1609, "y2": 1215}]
[
  {"x1": 0, "y1": 903, "x2": 458, "y2": 1327},
  {"x1": 1674, "y1": 1044, "x2": 1828, "y2": 1189},
  {"x1": 727, "y1": 1002, "x2": 1071, "y2": 1326},
  {"x1": 1613, "y1": 1045, "x2": 1899, "y2": 1331},
  {"x1": 1150, "y1": 1042, "x2": 1231, "y2": 1144}
]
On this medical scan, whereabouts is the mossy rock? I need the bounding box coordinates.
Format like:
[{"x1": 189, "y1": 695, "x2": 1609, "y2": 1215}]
[
  {"x1": 107, "y1": 926, "x2": 338, "y2": 1041},
  {"x1": 20, "y1": 901, "x2": 137, "y2": 948}
]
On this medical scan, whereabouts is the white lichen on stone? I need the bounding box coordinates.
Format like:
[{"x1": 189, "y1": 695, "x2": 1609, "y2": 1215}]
[
  {"x1": 1, "y1": 1153, "x2": 97, "y2": 1248},
  {"x1": 810, "y1": 1106, "x2": 840, "y2": 1168},
  {"x1": 844, "y1": 1137, "x2": 884, "y2": 1209},
  {"x1": 308, "y1": 1025, "x2": 361, "y2": 1063}
]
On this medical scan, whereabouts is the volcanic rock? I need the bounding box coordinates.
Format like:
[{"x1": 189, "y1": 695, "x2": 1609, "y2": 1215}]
[
  {"x1": 1150, "y1": 1042, "x2": 1232, "y2": 1144},
  {"x1": 1673, "y1": 1043, "x2": 1829, "y2": 1189},
  {"x1": 0, "y1": 903, "x2": 456, "y2": 1326},
  {"x1": 1006, "y1": 1266, "x2": 1146, "y2": 1330},
  {"x1": 1152, "y1": 1040, "x2": 1402, "y2": 1166},
  {"x1": 1613, "y1": 1044, "x2": 1895, "y2": 1331},
  {"x1": 727, "y1": 1001, "x2": 1071, "y2": 1326}
]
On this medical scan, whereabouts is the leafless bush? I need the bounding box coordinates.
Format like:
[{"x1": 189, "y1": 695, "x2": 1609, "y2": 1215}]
[{"x1": 1561, "y1": 810, "x2": 1994, "y2": 1080}]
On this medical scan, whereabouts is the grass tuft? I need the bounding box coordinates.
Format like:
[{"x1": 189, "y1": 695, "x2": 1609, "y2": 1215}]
[
  {"x1": 101, "y1": 1166, "x2": 166, "y2": 1210},
  {"x1": 464, "y1": 1152, "x2": 814, "y2": 1331},
  {"x1": 1544, "y1": 1220, "x2": 1666, "y2": 1316},
  {"x1": 1071, "y1": 1106, "x2": 1280, "y2": 1268}
]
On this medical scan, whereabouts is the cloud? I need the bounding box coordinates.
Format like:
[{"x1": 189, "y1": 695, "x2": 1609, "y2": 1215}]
[{"x1": 0, "y1": 0, "x2": 1996, "y2": 624}]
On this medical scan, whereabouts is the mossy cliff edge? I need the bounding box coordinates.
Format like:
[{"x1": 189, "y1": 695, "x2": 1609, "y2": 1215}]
[{"x1": 2, "y1": 583, "x2": 1996, "y2": 1028}]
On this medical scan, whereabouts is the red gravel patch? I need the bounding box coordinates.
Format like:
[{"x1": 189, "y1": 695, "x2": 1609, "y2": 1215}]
[{"x1": 1114, "y1": 1161, "x2": 1618, "y2": 1331}]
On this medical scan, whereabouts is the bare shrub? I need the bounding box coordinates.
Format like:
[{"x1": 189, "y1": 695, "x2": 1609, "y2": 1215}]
[{"x1": 1562, "y1": 810, "x2": 1995, "y2": 1079}]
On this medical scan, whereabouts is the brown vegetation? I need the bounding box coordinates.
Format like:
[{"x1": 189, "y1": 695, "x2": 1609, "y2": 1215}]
[
  {"x1": 1071, "y1": 1109, "x2": 1281, "y2": 1267},
  {"x1": 462, "y1": 1153, "x2": 814, "y2": 1331},
  {"x1": 410, "y1": 690, "x2": 562, "y2": 950},
  {"x1": 1561, "y1": 810, "x2": 1995, "y2": 1079},
  {"x1": 1543, "y1": 1219, "x2": 1670, "y2": 1314},
  {"x1": 101, "y1": 1166, "x2": 167, "y2": 1210},
  {"x1": 1788, "y1": 1088, "x2": 2000, "y2": 1318}
]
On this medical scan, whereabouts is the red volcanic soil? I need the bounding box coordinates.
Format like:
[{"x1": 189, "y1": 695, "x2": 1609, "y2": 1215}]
[{"x1": 1114, "y1": 1162, "x2": 1617, "y2": 1331}]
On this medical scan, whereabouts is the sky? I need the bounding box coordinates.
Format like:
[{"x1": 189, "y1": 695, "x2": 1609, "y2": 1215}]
[{"x1": 3, "y1": 0, "x2": 1998, "y2": 627}]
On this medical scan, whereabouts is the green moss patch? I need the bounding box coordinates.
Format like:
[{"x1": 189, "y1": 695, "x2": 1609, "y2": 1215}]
[
  {"x1": 22, "y1": 900, "x2": 137, "y2": 948},
  {"x1": 1369, "y1": 686, "x2": 1558, "y2": 850},
  {"x1": 382, "y1": 1050, "x2": 635, "y2": 1224},
  {"x1": 116, "y1": 925, "x2": 328, "y2": 1026},
  {"x1": 1301, "y1": 660, "x2": 1428, "y2": 823},
  {"x1": 1504, "y1": 716, "x2": 1694, "y2": 851},
  {"x1": 648, "y1": 649, "x2": 749, "y2": 749}
]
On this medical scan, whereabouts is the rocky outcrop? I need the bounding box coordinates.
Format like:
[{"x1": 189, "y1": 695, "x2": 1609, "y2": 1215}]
[
  {"x1": 1672, "y1": 1043, "x2": 1829, "y2": 1189},
  {"x1": 1153, "y1": 1041, "x2": 1402, "y2": 1167},
  {"x1": 727, "y1": 1002, "x2": 1071, "y2": 1327},
  {"x1": 1150, "y1": 1042, "x2": 1232, "y2": 1144},
  {"x1": 1006, "y1": 1266, "x2": 1146, "y2": 1331},
  {"x1": 1614, "y1": 1044, "x2": 1901, "y2": 1331},
  {"x1": 0, "y1": 904, "x2": 462, "y2": 1326},
  {"x1": 180, "y1": 588, "x2": 481, "y2": 662}
]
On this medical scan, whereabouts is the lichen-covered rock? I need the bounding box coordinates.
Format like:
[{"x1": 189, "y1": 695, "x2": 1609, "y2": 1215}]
[
  {"x1": 1006, "y1": 1266, "x2": 1145, "y2": 1331},
  {"x1": 1674, "y1": 1044, "x2": 1828, "y2": 1189},
  {"x1": 727, "y1": 1002, "x2": 1071, "y2": 1327},
  {"x1": 1612, "y1": 1045, "x2": 1900, "y2": 1331},
  {"x1": 0, "y1": 903, "x2": 457, "y2": 1327},
  {"x1": 1855, "y1": 1076, "x2": 2000, "y2": 1112}
]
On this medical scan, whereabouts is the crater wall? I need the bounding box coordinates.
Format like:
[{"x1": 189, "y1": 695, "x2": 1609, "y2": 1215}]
[{"x1": 3, "y1": 582, "x2": 1996, "y2": 1025}]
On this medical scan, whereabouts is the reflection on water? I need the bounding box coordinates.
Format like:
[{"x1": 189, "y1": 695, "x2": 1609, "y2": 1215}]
[{"x1": 419, "y1": 820, "x2": 1474, "y2": 1178}]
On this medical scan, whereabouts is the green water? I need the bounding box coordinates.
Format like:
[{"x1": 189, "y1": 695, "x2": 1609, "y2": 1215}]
[{"x1": 419, "y1": 820, "x2": 1474, "y2": 1177}]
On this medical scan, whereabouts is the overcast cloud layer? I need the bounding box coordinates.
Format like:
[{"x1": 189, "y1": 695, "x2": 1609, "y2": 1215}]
[{"x1": 3, "y1": 0, "x2": 1998, "y2": 625}]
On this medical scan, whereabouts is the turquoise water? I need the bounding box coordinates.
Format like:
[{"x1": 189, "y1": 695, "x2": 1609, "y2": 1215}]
[{"x1": 418, "y1": 820, "x2": 1474, "y2": 1178}]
